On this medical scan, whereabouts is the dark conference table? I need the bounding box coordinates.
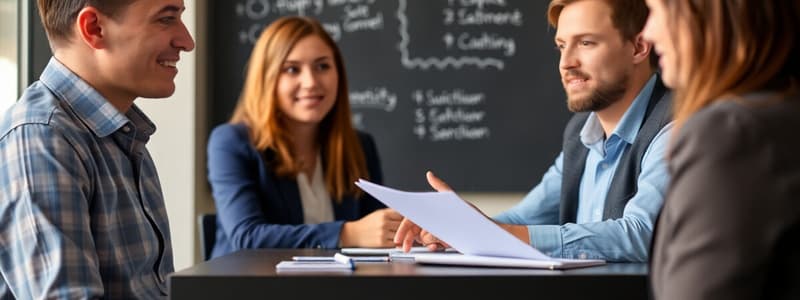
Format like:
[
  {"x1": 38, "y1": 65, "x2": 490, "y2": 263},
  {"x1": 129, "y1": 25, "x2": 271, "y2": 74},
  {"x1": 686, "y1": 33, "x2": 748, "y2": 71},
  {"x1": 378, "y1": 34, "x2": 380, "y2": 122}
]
[{"x1": 169, "y1": 249, "x2": 648, "y2": 300}]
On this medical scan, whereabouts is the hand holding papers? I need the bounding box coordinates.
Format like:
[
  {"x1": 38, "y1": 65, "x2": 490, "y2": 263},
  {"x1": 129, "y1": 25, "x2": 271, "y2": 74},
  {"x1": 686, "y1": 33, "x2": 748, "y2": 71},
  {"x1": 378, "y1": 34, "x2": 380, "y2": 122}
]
[
  {"x1": 354, "y1": 179, "x2": 605, "y2": 269},
  {"x1": 355, "y1": 179, "x2": 547, "y2": 260}
]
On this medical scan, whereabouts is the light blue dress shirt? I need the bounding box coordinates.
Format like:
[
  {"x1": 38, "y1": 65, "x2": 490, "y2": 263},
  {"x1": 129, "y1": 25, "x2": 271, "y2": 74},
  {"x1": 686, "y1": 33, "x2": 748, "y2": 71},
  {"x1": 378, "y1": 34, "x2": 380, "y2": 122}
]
[{"x1": 494, "y1": 76, "x2": 671, "y2": 262}]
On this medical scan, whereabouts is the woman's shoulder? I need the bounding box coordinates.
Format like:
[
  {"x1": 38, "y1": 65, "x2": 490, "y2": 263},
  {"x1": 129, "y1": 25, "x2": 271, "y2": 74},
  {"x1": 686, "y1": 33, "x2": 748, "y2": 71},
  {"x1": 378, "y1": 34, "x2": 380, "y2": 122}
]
[
  {"x1": 354, "y1": 129, "x2": 374, "y2": 141},
  {"x1": 208, "y1": 123, "x2": 257, "y2": 157},
  {"x1": 676, "y1": 92, "x2": 800, "y2": 157},
  {"x1": 210, "y1": 123, "x2": 250, "y2": 143},
  {"x1": 353, "y1": 130, "x2": 381, "y2": 170},
  {"x1": 684, "y1": 92, "x2": 800, "y2": 135},
  {"x1": 354, "y1": 130, "x2": 377, "y2": 149}
]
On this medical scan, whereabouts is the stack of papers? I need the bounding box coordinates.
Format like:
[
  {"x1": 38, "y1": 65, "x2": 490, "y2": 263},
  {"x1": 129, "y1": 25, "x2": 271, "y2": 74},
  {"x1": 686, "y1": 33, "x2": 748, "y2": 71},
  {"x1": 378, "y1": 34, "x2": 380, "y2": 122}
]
[
  {"x1": 276, "y1": 253, "x2": 394, "y2": 272},
  {"x1": 354, "y1": 179, "x2": 605, "y2": 270},
  {"x1": 275, "y1": 261, "x2": 354, "y2": 273}
]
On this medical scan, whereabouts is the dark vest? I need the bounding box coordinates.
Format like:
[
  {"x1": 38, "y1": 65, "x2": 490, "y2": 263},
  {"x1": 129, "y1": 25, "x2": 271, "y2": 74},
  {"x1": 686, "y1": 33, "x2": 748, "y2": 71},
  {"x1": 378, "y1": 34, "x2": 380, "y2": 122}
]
[{"x1": 559, "y1": 77, "x2": 671, "y2": 224}]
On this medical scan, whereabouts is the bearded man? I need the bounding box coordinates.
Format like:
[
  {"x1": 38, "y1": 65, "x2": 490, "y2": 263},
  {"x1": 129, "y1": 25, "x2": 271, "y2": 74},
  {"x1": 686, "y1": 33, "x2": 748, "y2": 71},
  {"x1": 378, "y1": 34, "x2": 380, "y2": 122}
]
[{"x1": 395, "y1": 0, "x2": 672, "y2": 262}]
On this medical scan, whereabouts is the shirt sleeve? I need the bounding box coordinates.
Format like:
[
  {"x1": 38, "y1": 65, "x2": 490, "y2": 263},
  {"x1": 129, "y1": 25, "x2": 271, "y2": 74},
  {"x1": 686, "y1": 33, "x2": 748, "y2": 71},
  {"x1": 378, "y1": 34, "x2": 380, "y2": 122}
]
[
  {"x1": 494, "y1": 152, "x2": 564, "y2": 226},
  {"x1": 498, "y1": 124, "x2": 672, "y2": 262},
  {"x1": 0, "y1": 124, "x2": 104, "y2": 299}
]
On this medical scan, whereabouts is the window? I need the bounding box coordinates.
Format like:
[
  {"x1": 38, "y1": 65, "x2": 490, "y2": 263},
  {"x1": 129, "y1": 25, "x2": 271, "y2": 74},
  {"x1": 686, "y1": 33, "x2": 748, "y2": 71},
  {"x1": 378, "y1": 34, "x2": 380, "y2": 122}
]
[{"x1": 0, "y1": 0, "x2": 18, "y2": 113}]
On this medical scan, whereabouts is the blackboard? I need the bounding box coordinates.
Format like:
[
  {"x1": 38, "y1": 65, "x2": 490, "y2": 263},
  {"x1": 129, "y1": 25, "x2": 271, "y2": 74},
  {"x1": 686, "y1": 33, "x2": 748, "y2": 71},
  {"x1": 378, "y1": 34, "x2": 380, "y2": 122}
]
[{"x1": 209, "y1": 0, "x2": 571, "y2": 192}]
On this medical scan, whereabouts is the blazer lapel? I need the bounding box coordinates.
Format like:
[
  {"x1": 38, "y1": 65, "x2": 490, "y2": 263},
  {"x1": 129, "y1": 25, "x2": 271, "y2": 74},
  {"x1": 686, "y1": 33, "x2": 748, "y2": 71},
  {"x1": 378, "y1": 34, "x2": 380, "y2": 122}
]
[
  {"x1": 276, "y1": 177, "x2": 303, "y2": 224},
  {"x1": 263, "y1": 149, "x2": 304, "y2": 224}
]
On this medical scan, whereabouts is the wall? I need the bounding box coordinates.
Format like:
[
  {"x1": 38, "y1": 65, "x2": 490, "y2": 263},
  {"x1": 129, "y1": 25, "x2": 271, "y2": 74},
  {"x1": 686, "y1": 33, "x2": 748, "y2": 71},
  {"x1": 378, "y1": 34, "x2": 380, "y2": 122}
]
[
  {"x1": 0, "y1": 0, "x2": 17, "y2": 105},
  {"x1": 464, "y1": 193, "x2": 522, "y2": 217}
]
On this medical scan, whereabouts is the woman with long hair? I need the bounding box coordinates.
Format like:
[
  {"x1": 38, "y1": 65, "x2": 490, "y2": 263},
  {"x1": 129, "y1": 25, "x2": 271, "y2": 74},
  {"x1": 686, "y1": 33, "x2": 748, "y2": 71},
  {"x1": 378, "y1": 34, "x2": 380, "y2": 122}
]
[
  {"x1": 207, "y1": 16, "x2": 401, "y2": 258},
  {"x1": 643, "y1": 0, "x2": 800, "y2": 299}
]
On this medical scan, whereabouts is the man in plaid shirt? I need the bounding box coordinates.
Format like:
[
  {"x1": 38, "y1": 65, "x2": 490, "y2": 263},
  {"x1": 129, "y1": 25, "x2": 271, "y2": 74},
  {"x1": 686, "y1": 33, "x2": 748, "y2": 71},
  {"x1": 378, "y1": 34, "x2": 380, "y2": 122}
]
[{"x1": 0, "y1": 0, "x2": 194, "y2": 298}]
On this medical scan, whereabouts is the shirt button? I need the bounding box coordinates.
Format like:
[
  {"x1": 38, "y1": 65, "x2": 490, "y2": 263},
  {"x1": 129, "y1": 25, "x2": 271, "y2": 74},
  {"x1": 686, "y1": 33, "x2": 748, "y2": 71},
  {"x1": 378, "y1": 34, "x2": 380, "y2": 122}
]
[
  {"x1": 122, "y1": 126, "x2": 131, "y2": 133},
  {"x1": 579, "y1": 253, "x2": 588, "y2": 259}
]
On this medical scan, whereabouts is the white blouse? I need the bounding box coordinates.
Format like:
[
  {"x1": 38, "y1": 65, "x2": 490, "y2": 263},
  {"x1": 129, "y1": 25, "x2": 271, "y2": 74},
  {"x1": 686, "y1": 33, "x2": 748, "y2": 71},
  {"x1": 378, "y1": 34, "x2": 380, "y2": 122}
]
[{"x1": 296, "y1": 154, "x2": 334, "y2": 224}]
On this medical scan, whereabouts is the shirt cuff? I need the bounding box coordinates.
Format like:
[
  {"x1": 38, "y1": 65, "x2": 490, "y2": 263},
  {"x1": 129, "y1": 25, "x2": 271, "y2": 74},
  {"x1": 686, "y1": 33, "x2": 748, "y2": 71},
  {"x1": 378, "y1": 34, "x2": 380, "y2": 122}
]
[{"x1": 528, "y1": 225, "x2": 564, "y2": 257}]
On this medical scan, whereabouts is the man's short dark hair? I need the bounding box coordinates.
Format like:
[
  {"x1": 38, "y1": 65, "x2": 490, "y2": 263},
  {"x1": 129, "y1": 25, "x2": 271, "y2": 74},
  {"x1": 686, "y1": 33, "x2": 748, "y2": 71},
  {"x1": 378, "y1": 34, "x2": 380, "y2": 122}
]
[{"x1": 37, "y1": 0, "x2": 134, "y2": 46}]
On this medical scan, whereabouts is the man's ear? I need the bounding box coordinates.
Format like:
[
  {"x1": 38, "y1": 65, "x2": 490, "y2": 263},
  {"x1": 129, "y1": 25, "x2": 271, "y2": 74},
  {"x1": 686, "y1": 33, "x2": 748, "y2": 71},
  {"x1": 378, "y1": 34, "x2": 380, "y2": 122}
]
[
  {"x1": 631, "y1": 33, "x2": 651, "y2": 64},
  {"x1": 75, "y1": 7, "x2": 106, "y2": 49}
]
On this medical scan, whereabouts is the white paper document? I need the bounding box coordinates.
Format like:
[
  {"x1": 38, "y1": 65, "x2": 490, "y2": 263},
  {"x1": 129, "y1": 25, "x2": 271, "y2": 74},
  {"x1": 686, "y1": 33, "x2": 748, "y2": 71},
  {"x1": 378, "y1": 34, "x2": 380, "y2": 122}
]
[{"x1": 354, "y1": 179, "x2": 605, "y2": 269}]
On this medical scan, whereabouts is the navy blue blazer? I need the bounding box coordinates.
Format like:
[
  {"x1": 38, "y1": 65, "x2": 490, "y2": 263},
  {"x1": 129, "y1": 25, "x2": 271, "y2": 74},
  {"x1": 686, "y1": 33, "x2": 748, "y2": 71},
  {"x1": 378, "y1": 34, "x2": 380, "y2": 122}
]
[{"x1": 207, "y1": 123, "x2": 385, "y2": 258}]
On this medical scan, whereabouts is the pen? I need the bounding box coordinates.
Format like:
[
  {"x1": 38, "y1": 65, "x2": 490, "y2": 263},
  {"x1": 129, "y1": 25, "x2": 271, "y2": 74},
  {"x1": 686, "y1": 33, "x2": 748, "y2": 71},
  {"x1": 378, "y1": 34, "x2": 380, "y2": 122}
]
[{"x1": 333, "y1": 253, "x2": 356, "y2": 270}]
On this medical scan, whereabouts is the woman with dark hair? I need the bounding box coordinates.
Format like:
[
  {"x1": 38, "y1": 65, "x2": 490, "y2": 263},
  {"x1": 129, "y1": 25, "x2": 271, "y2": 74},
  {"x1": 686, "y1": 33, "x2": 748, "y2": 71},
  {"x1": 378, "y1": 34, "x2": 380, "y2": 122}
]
[
  {"x1": 643, "y1": 0, "x2": 800, "y2": 299},
  {"x1": 207, "y1": 16, "x2": 401, "y2": 258}
]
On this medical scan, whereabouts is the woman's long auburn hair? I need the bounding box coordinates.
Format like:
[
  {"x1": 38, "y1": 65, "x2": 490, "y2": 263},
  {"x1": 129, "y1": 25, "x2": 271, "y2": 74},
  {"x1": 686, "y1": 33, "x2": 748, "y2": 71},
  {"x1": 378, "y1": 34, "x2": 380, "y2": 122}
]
[
  {"x1": 229, "y1": 16, "x2": 369, "y2": 202},
  {"x1": 666, "y1": 0, "x2": 800, "y2": 130}
]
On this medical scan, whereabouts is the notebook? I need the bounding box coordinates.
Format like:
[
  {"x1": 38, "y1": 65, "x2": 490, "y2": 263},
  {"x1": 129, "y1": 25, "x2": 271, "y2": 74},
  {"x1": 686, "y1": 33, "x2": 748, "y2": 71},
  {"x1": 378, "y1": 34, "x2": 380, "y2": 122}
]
[{"x1": 275, "y1": 261, "x2": 354, "y2": 273}]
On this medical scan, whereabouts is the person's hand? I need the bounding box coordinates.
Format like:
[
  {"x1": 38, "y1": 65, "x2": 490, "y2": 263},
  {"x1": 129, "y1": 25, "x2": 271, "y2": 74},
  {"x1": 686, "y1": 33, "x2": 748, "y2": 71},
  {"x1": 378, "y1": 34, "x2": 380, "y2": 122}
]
[
  {"x1": 418, "y1": 228, "x2": 450, "y2": 251},
  {"x1": 340, "y1": 208, "x2": 403, "y2": 247},
  {"x1": 393, "y1": 171, "x2": 454, "y2": 252},
  {"x1": 394, "y1": 218, "x2": 451, "y2": 252},
  {"x1": 394, "y1": 171, "x2": 530, "y2": 250}
]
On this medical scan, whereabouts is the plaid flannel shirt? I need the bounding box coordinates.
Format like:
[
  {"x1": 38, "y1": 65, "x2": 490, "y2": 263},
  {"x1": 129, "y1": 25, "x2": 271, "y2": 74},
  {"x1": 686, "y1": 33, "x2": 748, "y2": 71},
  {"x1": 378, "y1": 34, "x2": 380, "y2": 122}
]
[{"x1": 0, "y1": 58, "x2": 173, "y2": 299}]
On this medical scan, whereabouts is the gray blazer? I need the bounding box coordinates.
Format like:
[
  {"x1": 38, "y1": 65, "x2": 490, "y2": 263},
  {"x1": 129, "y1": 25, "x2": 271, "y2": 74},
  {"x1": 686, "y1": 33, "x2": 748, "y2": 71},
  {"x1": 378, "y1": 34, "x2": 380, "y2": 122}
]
[{"x1": 651, "y1": 92, "x2": 800, "y2": 300}]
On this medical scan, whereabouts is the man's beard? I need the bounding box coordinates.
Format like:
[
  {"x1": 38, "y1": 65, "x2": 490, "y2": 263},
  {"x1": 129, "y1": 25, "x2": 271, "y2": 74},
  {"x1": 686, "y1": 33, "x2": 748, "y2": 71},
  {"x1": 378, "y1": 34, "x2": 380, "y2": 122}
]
[{"x1": 565, "y1": 69, "x2": 629, "y2": 112}]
